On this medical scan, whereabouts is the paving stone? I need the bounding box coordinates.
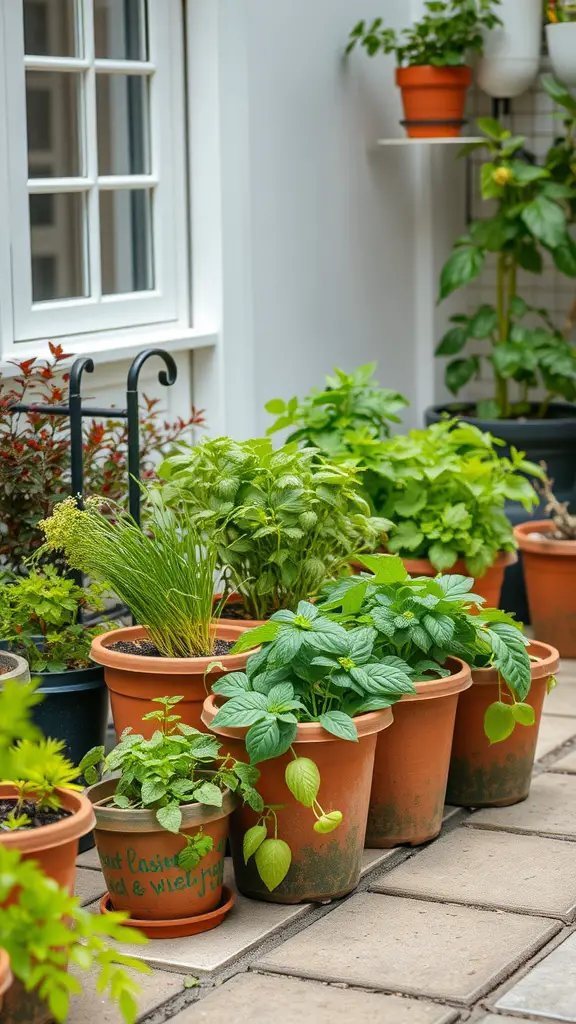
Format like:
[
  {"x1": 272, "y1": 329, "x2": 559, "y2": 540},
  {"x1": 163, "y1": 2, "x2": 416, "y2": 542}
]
[
  {"x1": 167, "y1": 973, "x2": 459, "y2": 1023},
  {"x1": 558, "y1": 661, "x2": 576, "y2": 685},
  {"x1": 544, "y1": 683, "x2": 576, "y2": 717},
  {"x1": 361, "y1": 848, "x2": 397, "y2": 876},
  {"x1": 474, "y1": 1018, "x2": 524, "y2": 1024},
  {"x1": 536, "y1": 716, "x2": 576, "y2": 759},
  {"x1": 466, "y1": 774, "x2": 576, "y2": 841},
  {"x1": 68, "y1": 964, "x2": 189, "y2": 1022},
  {"x1": 371, "y1": 829, "x2": 576, "y2": 920},
  {"x1": 496, "y1": 931, "x2": 576, "y2": 1022},
  {"x1": 75, "y1": 866, "x2": 107, "y2": 906},
  {"x1": 77, "y1": 844, "x2": 102, "y2": 870},
  {"x1": 549, "y1": 750, "x2": 576, "y2": 774},
  {"x1": 257, "y1": 893, "x2": 558, "y2": 1005}
]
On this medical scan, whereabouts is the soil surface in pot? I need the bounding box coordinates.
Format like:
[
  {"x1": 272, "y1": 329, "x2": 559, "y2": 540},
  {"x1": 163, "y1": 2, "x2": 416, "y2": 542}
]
[
  {"x1": 0, "y1": 799, "x2": 72, "y2": 830},
  {"x1": 527, "y1": 530, "x2": 576, "y2": 544},
  {"x1": 108, "y1": 638, "x2": 235, "y2": 658},
  {"x1": 439, "y1": 403, "x2": 576, "y2": 423},
  {"x1": 219, "y1": 605, "x2": 257, "y2": 622}
]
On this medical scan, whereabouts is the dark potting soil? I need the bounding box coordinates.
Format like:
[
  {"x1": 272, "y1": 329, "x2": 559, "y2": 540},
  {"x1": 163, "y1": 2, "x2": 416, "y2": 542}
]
[
  {"x1": 108, "y1": 638, "x2": 236, "y2": 659},
  {"x1": 221, "y1": 605, "x2": 255, "y2": 622},
  {"x1": 0, "y1": 799, "x2": 72, "y2": 831}
]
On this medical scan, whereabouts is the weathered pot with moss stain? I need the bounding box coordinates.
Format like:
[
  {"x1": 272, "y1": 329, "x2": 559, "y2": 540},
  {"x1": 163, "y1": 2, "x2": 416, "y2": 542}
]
[
  {"x1": 447, "y1": 640, "x2": 560, "y2": 807},
  {"x1": 87, "y1": 778, "x2": 236, "y2": 921},
  {"x1": 202, "y1": 695, "x2": 393, "y2": 904},
  {"x1": 366, "y1": 659, "x2": 472, "y2": 848}
]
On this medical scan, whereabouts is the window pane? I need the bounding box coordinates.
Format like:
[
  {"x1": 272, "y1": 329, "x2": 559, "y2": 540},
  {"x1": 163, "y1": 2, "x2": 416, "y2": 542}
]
[
  {"x1": 26, "y1": 72, "x2": 82, "y2": 178},
  {"x1": 94, "y1": 0, "x2": 148, "y2": 60},
  {"x1": 96, "y1": 74, "x2": 149, "y2": 175},
  {"x1": 24, "y1": 0, "x2": 79, "y2": 58},
  {"x1": 30, "y1": 192, "x2": 88, "y2": 301},
  {"x1": 100, "y1": 189, "x2": 154, "y2": 294}
]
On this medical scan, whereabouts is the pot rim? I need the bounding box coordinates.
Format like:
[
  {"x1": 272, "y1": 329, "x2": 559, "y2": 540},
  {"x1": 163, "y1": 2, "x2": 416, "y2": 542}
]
[
  {"x1": 0, "y1": 651, "x2": 30, "y2": 679},
  {"x1": 471, "y1": 640, "x2": 560, "y2": 685},
  {"x1": 402, "y1": 551, "x2": 517, "y2": 576},
  {"x1": 425, "y1": 401, "x2": 576, "y2": 428},
  {"x1": 91, "y1": 624, "x2": 259, "y2": 675},
  {"x1": 86, "y1": 776, "x2": 238, "y2": 832},
  {"x1": 514, "y1": 520, "x2": 576, "y2": 558},
  {"x1": 0, "y1": 949, "x2": 12, "y2": 998},
  {"x1": 401, "y1": 656, "x2": 472, "y2": 702},
  {"x1": 99, "y1": 885, "x2": 235, "y2": 933},
  {"x1": 0, "y1": 787, "x2": 95, "y2": 851},
  {"x1": 396, "y1": 65, "x2": 471, "y2": 83},
  {"x1": 202, "y1": 694, "x2": 393, "y2": 744}
]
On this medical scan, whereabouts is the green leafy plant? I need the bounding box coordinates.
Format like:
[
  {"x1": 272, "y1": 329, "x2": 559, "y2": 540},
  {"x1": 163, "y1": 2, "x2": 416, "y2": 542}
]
[
  {"x1": 38, "y1": 492, "x2": 221, "y2": 659},
  {"x1": 265, "y1": 363, "x2": 408, "y2": 456},
  {"x1": 546, "y1": 1, "x2": 576, "y2": 22},
  {"x1": 346, "y1": 1, "x2": 501, "y2": 66},
  {"x1": 80, "y1": 695, "x2": 264, "y2": 870},
  {"x1": 0, "y1": 568, "x2": 110, "y2": 672},
  {"x1": 159, "y1": 437, "x2": 391, "y2": 622},
  {"x1": 437, "y1": 88, "x2": 576, "y2": 418},
  {"x1": 0, "y1": 845, "x2": 149, "y2": 1023},
  {"x1": 4, "y1": 737, "x2": 82, "y2": 823},
  {"x1": 537, "y1": 464, "x2": 576, "y2": 539}
]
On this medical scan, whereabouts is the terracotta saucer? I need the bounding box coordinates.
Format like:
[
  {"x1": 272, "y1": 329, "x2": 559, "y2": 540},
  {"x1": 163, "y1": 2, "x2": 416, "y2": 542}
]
[{"x1": 99, "y1": 885, "x2": 235, "y2": 939}]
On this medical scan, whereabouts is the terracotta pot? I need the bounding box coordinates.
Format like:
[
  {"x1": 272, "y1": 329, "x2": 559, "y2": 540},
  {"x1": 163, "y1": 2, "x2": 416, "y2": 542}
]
[
  {"x1": 213, "y1": 593, "x2": 268, "y2": 630},
  {"x1": 1, "y1": 980, "x2": 51, "y2": 1024},
  {"x1": 396, "y1": 65, "x2": 471, "y2": 138},
  {"x1": 515, "y1": 521, "x2": 576, "y2": 657},
  {"x1": 366, "y1": 658, "x2": 472, "y2": 848},
  {"x1": 87, "y1": 777, "x2": 236, "y2": 921},
  {"x1": 99, "y1": 886, "x2": 235, "y2": 938},
  {"x1": 202, "y1": 695, "x2": 393, "y2": 904},
  {"x1": 0, "y1": 786, "x2": 95, "y2": 893},
  {"x1": 0, "y1": 949, "x2": 12, "y2": 1011},
  {"x1": 91, "y1": 623, "x2": 256, "y2": 739},
  {"x1": 401, "y1": 551, "x2": 517, "y2": 607},
  {"x1": 447, "y1": 641, "x2": 560, "y2": 808}
]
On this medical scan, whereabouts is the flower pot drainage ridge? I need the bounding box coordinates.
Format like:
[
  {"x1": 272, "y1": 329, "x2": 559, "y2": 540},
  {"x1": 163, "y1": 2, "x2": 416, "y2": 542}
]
[{"x1": 99, "y1": 885, "x2": 235, "y2": 938}]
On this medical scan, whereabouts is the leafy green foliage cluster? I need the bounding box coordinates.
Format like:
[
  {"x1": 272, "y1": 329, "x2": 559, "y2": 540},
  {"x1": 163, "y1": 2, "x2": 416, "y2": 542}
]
[
  {"x1": 80, "y1": 696, "x2": 263, "y2": 870},
  {"x1": 265, "y1": 363, "x2": 408, "y2": 455},
  {"x1": 0, "y1": 568, "x2": 109, "y2": 672},
  {"x1": 347, "y1": 1, "x2": 501, "y2": 67},
  {"x1": 0, "y1": 845, "x2": 149, "y2": 1023},
  {"x1": 546, "y1": 1, "x2": 576, "y2": 23},
  {"x1": 159, "y1": 437, "x2": 390, "y2": 622},
  {"x1": 437, "y1": 78, "x2": 576, "y2": 418}
]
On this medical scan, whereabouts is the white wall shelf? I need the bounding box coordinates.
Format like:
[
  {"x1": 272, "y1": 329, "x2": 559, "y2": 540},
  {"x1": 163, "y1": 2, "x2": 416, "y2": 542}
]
[{"x1": 377, "y1": 136, "x2": 482, "y2": 146}]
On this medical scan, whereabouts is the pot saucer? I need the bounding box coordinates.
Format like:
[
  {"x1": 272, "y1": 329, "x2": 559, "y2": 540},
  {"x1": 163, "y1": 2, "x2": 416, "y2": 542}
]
[{"x1": 99, "y1": 885, "x2": 235, "y2": 938}]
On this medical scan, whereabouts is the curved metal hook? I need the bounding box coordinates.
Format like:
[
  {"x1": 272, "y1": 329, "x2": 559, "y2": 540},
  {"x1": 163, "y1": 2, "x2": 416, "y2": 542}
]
[
  {"x1": 69, "y1": 357, "x2": 94, "y2": 399},
  {"x1": 126, "y1": 348, "x2": 177, "y2": 392}
]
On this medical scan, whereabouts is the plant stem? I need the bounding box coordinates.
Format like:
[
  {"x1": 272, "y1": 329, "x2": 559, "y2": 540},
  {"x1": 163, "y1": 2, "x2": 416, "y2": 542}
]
[{"x1": 495, "y1": 253, "x2": 510, "y2": 418}]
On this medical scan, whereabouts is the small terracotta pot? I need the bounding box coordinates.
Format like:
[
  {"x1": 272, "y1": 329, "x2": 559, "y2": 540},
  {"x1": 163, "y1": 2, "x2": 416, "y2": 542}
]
[
  {"x1": 401, "y1": 551, "x2": 517, "y2": 608},
  {"x1": 0, "y1": 949, "x2": 12, "y2": 1011},
  {"x1": 202, "y1": 695, "x2": 393, "y2": 904},
  {"x1": 447, "y1": 641, "x2": 560, "y2": 808},
  {"x1": 213, "y1": 593, "x2": 268, "y2": 629},
  {"x1": 515, "y1": 521, "x2": 576, "y2": 657},
  {"x1": 366, "y1": 658, "x2": 472, "y2": 848},
  {"x1": 0, "y1": 786, "x2": 95, "y2": 893},
  {"x1": 91, "y1": 623, "x2": 256, "y2": 739},
  {"x1": 87, "y1": 777, "x2": 236, "y2": 921},
  {"x1": 396, "y1": 65, "x2": 471, "y2": 138}
]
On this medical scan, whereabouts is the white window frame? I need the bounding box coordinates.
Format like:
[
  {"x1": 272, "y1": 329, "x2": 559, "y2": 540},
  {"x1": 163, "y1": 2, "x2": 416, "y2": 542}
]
[{"x1": 0, "y1": 0, "x2": 191, "y2": 361}]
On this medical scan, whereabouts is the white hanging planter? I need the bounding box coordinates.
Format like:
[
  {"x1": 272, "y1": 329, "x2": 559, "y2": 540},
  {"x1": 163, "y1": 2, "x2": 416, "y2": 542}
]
[
  {"x1": 476, "y1": 0, "x2": 542, "y2": 99},
  {"x1": 546, "y1": 23, "x2": 576, "y2": 87}
]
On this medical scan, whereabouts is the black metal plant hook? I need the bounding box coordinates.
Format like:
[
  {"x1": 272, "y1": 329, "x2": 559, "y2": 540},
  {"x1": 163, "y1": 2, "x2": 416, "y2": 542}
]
[{"x1": 126, "y1": 349, "x2": 178, "y2": 523}]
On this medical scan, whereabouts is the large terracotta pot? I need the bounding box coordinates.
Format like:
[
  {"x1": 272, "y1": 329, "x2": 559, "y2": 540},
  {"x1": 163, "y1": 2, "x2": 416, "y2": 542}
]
[
  {"x1": 0, "y1": 950, "x2": 12, "y2": 1011},
  {"x1": 202, "y1": 695, "x2": 393, "y2": 904},
  {"x1": 402, "y1": 551, "x2": 517, "y2": 607},
  {"x1": 366, "y1": 659, "x2": 472, "y2": 848},
  {"x1": 87, "y1": 778, "x2": 235, "y2": 923},
  {"x1": 396, "y1": 65, "x2": 471, "y2": 138},
  {"x1": 447, "y1": 641, "x2": 560, "y2": 808},
  {"x1": 91, "y1": 623, "x2": 255, "y2": 739},
  {"x1": 0, "y1": 786, "x2": 94, "y2": 893},
  {"x1": 515, "y1": 521, "x2": 576, "y2": 657}
]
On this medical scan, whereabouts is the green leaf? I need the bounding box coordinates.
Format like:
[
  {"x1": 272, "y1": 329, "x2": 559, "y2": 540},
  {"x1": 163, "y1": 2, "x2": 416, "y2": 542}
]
[
  {"x1": 211, "y1": 672, "x2": 252, "y2": 697},
  {"x1": 234, "y1": 762, "x2": 260, "y2": 786},
  {"x1": 476, "y1": 399, "x2": 501, "y2": 419},
  {"x1": 485, "y1": 622, "x2": 531, "y2": 700},
  {"x1": 212, "y1": 693, "x2": 269, "y2": 728},
  {"x1": 509, "y1": 296, "x2": 528, "y2": 318},
  {"x1": 512, "y1": 702, "x2": 535, "y2": 727},
  {"x1": 521, "y1": 196, "x2": 567, "y2": 250},
  {"x1": 422, "y1": 613, "x2": 455, "y2": 647},
  {"x1": 553, "y1": 241, "x2": 576, "y2": 278},
  {"x1": 477, "y1": 117, "x2": 507, "y2": 141},
  {"x1": 313, "y1": 810, "x2": 343, "y2": 834},
  {"x1": 285, "y1": 757, "x2": 321, "y2": 807},
  {"x1": 469, "y1": 305, "x2": 498, "y2": 339},
  {"x1": 156, "y1": 802, "x2": 183, "y2": 834},
  {"x1": 254, "y1": 838, "x2": 292, "y2": 891},
  {"x1": 319, "y1": 711, "x2": 358, "y2": 741},
  {"x1": 351, "y1": 553, "x2": 408, "y2": 584},
  {"x1": 246, "y1": 717, "x2": 296, "y2": 764},
  {"x1": 265, "y1": 398, "x2": 287, "y2": 414},
  {"x1": 428, "y1": 542, "x2": 458, "y2": 571},
  {"x1": 243, "y1": 823, "x2": 268, "y2": 863},
  {"x1": 484, "y1": 701, "x2": 515, "y2": 744},
  {"x1": 241, "y1": 784, "x2": 265, "y2": 812},
  {"x1": 178, "y1": 845, "x2": 201, "y2": 870},
  {"x1": 439, "y1": 248, "x2": 485, "y2": 301},
  {"x1": 231, "y1": 622, "x2": 280, "y2": 653},
  {"x1": 436, "y1": 326, "x2": 468, "y2": 356},
  {"x1": 140, "y1": 780, "x2": 167, "y2": 805},
  {"x1": 194, "y1": 782, "x2": 223, "y2": 806},
  {"x1": 445, "y1": 356, "x2": 479, "y2": 396}
]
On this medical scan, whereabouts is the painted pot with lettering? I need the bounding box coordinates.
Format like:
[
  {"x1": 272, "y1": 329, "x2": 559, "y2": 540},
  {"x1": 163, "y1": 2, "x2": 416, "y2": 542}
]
[{"x1": 87, "y1": 777, "x2": 236, "y2": 927}]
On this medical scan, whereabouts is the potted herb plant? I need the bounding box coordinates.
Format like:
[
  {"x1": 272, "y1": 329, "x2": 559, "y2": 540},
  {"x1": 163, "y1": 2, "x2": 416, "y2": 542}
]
[
  {"x1": 159, "y1": 437, "x2": 389, "y2": 628},
  {"x1": 38, "y1": 493, "x2": 251, "y2": 737},
  {"x1": 346, "y1": 1, "x2": 502, "y2": 139},
  {"x1": 316, "y1": 554, "x2": 533, "y2": 847},
  {"x1": 81, "y1": 696, "x2": 263, "y2": 937},
  {"x1": 515, "y1": 470, "x2": 576, "y2": 656},
  {"x1": 546, "y1": 2, "x2": 576, "y2": 86},
  {"x1": 0, "y1": 569, "x2": 111, "y2": 767},
  {"x1": 202, "y1": 601, "x2": 409, "y2": 902}
]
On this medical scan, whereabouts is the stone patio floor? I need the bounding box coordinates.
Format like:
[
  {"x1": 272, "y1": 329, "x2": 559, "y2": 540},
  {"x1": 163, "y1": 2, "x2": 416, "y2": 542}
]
[{"x1": 71, "y1": 660, "x2": 576, "y2": 1024}]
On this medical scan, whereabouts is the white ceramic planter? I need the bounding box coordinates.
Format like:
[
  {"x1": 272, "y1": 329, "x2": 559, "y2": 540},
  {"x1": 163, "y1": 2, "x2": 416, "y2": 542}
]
[
  {"x1": 546, "y1": 23, "x2": 576, "y2": 88},
  {"x1": 476, "y1": 0, "x2": 542, "y2": 98}
]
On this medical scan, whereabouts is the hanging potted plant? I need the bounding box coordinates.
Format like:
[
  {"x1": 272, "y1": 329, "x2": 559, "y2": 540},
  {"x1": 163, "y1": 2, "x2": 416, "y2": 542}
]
[
  {"x1": 346, "y1": 0, "x2": 502, "y2": 139},
  {"x1": 515, "y1": 469, "x2": 576, "y2": 656},
  {"x1": 476, "y1": 0, "x2": 542, "y2": 99},
  {"x1": 202, "y1": 600, "x2": 409, "y2": 903},
  {"x1": 0, "y1": 569, "x2": 111, "y2": 768},
  {"x1": 316, "y1": 554, "x2": 532, "y2": 848},
  {"x1": 81, "y1": 695, "x2": 263, "y2": 937},
  {"x1": 38, "y1": 492, "x2": 253, "y2": 738},
  {"x1": 159, "y1": 436, "x2": 389, "y2": 629},
  {"x1": 546, "y1": 2, "x2": 576, "y2": 87}
]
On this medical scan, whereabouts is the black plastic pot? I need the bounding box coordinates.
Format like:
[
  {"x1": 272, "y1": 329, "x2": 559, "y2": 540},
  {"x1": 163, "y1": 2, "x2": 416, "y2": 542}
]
[{"x1": 425, "y1": 403, "x2": 576, "y2": 620}]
